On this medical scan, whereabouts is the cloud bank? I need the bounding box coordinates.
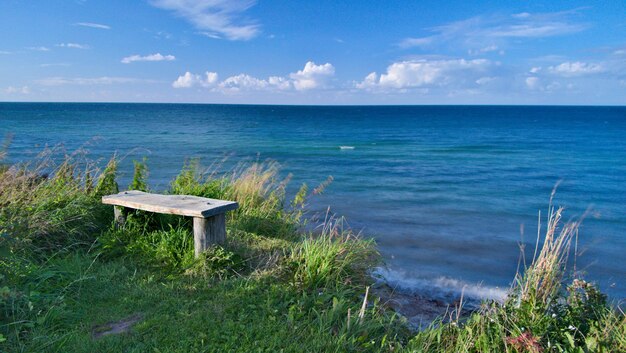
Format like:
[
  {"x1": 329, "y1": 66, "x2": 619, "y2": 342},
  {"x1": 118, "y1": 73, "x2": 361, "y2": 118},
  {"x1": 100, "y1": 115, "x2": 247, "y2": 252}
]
[
  {"x1": 172, "y1": 61, "x2": 335, "y2": 92},
  {"x1": 356, "y1": 59, "x2": 492, "y2": 90}
]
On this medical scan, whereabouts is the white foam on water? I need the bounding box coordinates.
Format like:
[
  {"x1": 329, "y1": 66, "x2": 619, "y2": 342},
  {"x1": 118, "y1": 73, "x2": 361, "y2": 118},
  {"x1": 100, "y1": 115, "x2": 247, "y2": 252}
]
[
  {"x1": 373, "y1": 267, "x2": 508, "y2": 303},
  {"x1": 339, "y1": 146, "x2": 355, "y2": 150}
]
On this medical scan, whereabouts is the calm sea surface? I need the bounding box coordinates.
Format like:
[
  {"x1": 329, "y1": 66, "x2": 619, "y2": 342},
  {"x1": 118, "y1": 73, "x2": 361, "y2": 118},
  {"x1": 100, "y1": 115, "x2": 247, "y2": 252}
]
[{"x1": 2, "y1": 103, "x2": 625, "y2": 299}]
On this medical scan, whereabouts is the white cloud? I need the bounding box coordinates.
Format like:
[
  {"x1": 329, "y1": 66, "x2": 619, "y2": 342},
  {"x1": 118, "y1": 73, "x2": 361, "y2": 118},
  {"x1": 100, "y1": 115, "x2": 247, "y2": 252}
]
[
  {"x1": 40, "y1": 63, "x2": 71, "y2": 67},
  {"x1": 172, "y1": 61, "x2": 335, "y2": 92},
  {"x1": 199, "y1": 32, "x2": 222, "y2": 39},
  {"x1": 150, "y1": 0, "x2": 260, "y2": 40},
  {"x1": 475, "y1": 76, "x2": 496, "y2": 85},
  {"x1": 121, "y1": 53, "x2": 176, "y2": 64},
  {"x1": 482, "y1": 45, "x2": 499, "y2": 52},
  {"x1": 489, "y1": 24, "x2": 581, "y2": 38},
  {"x1": 56, "y1": 43, "x2": 90, "y2": 49},
  {"x1": 399, "y1": 10, "x2": 586, "y2": 50},
  {"x1": 36, "y1": 77, "x2": 156, "y2": 86},
  {"x1": 75, "y1": 22, "x2": 110, "y2": 30},
  {"x1": 289, "y1": 61, "x2": 335, "y2": 91},
  {"x1": 153, "y1": 31, "x2": 174, "y2": 40},
  {"x1": 356, "y1": 59, "x2": 491, "y2": 90},
  {"x1": 399, "y1": 37, "x2": 433, "y2": 48},
  {"x1": 172, "y1": 71, "x2": 219, "y2": 88},
  {"x1": 525, "y1": 77, "x2": 540, "y2": 89},
  {"x1": 172, "y1": 72, "x2": 199, "y2": 88},
  {"x1": 219, "y1": 74, "x2": 269, "y2": 91},
  {"x1": 26, "y1": 46, "x2": 50, "y2": 52},
  {"x1": 217, "y1": 73, "x2": 296, "y2": 92},
  {"x1": 204, "y1": 72, "x2": 219, "y2": 86},
  {"x1": 525, "y1": 77, "x2": 564, "y2": 92},
  {"x1": 548, "y1": 61, "x2": 604, "y2": 77},
  {"x1": 530, "y1": 66, "x2": 542, "y2": 73},
  {"x1": 268, "y1": 76, "x2": 291, "y2": 90},
  {"x1": 469, "y1": 45, "x2": 499, "y2": 55},
  {"x1": 4, "y1": 86, "x2": 30, "y2": 94},
  {"x1": 355, "y1": 72, "x2": 379, "y2": 89}
]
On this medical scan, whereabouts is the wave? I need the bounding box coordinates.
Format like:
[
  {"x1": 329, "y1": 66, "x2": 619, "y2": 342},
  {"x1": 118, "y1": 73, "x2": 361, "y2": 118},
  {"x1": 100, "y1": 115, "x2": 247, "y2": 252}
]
[
  {"x1": 372, "y1": 267, "x2": 508, "y2": 305},
  {"x1": 339, "y1": 146, "x2": 355, "y2": 150}
]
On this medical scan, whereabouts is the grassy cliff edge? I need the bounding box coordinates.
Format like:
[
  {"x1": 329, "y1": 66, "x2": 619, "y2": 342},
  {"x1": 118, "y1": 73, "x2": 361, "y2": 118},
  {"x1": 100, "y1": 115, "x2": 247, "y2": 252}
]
[{"x1": 0, "y1": 149, "x2": 624, "y2": 352}]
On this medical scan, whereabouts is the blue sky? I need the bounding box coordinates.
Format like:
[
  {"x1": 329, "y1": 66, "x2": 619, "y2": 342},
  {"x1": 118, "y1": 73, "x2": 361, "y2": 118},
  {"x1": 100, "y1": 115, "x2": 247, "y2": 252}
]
[{"x1": 1, "y1": 0, "x2": 625, "y2": 104}]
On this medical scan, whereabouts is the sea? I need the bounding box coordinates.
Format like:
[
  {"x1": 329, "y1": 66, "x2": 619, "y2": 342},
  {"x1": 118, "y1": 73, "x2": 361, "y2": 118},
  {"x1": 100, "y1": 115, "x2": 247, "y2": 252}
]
[{"x1": 1, "y1": 103, "x2": 624, "y2": 301}]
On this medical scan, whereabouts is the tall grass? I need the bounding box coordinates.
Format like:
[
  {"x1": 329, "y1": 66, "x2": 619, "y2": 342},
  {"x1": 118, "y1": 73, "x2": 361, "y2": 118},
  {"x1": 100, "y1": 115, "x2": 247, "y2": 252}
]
[
  {"x1": 406, "y1": 196, "x2": 625, "y2": 353},
  {"x1": 169, "y1": 158, "x2": 316, "y2": 239},
  {"x1": 0, "y1": 146, "x2": 119, "y2": 347},
  {"x1": 1, "y1": 149, "x2": 401, "y2": 351},
  {"x1": 289, "y1": 215, "x2": 378, "y2": 291},
  {"x1": 0, "y1": 148, "x2": 117, "y2": 254},
  {"x1": 512, "y1": 186, "x2": 582, "y2": 307},
  {"x1": 98, "y1": 157, "x2": 313, "y2": 272},
  {"x1": 1, "y1": 144, "x2": 623, "y2": 352}
]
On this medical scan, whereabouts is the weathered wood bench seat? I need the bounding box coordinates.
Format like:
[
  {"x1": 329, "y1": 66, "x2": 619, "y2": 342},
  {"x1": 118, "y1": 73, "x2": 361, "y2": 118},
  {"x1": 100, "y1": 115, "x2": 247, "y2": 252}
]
[{"x1": 102, "y1": 190, "x2": 238, "y2": 257}]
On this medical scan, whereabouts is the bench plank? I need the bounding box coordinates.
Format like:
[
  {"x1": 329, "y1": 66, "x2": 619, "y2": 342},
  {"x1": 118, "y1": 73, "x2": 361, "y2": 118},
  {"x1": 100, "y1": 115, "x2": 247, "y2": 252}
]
[{"x1": 102, "y1": 190, "x2": 238, "y2": 218}]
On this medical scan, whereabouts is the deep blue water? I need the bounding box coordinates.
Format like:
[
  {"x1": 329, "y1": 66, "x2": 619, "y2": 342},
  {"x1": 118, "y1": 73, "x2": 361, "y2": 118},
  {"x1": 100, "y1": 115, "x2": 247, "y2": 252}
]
[{"x1": 2, "y1": 103, "x2": 625, "y2": 299}]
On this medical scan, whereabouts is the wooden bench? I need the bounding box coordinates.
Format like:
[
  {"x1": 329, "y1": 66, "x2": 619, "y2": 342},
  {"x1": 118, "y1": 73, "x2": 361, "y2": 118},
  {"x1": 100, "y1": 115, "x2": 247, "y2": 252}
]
[{"x1": 102, "y1": 190, "x2": 238, "y2": 258}]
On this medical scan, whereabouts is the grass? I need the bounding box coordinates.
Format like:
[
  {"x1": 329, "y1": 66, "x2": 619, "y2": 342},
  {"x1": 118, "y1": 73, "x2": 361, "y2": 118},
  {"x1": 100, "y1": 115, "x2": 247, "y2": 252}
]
[{"x1": 0, "y1": 145, "x2": 624, "y2": 352}]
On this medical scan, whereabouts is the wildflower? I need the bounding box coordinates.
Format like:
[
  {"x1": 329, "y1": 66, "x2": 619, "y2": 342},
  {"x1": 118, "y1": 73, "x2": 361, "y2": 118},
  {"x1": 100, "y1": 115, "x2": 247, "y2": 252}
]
[
  {"x1": 507, "y1": 332, "x2": 543, "y2": 353},
  {"x1": 568, "y1": 325, "x2": 576, "y2": 331},
  {"x1": 551, "y1": 313, "x2": 557, "y2": 318}
]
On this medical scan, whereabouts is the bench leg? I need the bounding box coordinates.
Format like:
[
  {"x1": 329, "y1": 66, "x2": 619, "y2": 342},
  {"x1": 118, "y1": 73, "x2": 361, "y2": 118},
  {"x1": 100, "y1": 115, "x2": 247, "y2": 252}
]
[
  {"x1": 193, "y1": 213, "x2": 226, "y2": 258},
  {"x1": 114, "y1": 206, "x2": 126, "y2": 228}
]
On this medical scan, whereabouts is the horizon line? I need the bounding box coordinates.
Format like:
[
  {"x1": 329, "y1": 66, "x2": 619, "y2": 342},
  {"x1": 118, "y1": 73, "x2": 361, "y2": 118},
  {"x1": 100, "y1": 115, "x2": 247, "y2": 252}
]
[{"x1": 1, "y1": 101, "x2": 625, "y2": 108}]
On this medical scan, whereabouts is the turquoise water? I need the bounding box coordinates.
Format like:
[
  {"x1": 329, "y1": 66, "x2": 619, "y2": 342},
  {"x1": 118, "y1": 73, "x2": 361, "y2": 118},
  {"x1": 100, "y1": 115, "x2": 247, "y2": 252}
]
[{"x1": 2, "y1": 103, "x2": 625, "y2": 300}]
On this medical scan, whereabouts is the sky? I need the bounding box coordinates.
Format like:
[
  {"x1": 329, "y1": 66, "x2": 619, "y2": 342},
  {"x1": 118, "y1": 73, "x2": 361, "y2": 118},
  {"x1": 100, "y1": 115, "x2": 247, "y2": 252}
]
[{"x1": 1, "y1": 0, "x2": 625, "y2": 105}]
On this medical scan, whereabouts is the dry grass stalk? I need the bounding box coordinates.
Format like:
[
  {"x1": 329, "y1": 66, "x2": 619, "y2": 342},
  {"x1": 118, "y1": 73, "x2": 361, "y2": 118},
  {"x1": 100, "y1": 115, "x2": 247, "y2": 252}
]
[{"x1": 514, "y1": 185, "x2": 586, "y2": 306}]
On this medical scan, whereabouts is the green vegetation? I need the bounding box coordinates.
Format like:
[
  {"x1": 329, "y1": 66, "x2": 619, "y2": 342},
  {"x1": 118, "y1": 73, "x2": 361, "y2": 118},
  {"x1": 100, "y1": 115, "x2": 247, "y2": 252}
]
[{"x1": 0, "y1": 146, "x2": 624, "y2": 352}]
